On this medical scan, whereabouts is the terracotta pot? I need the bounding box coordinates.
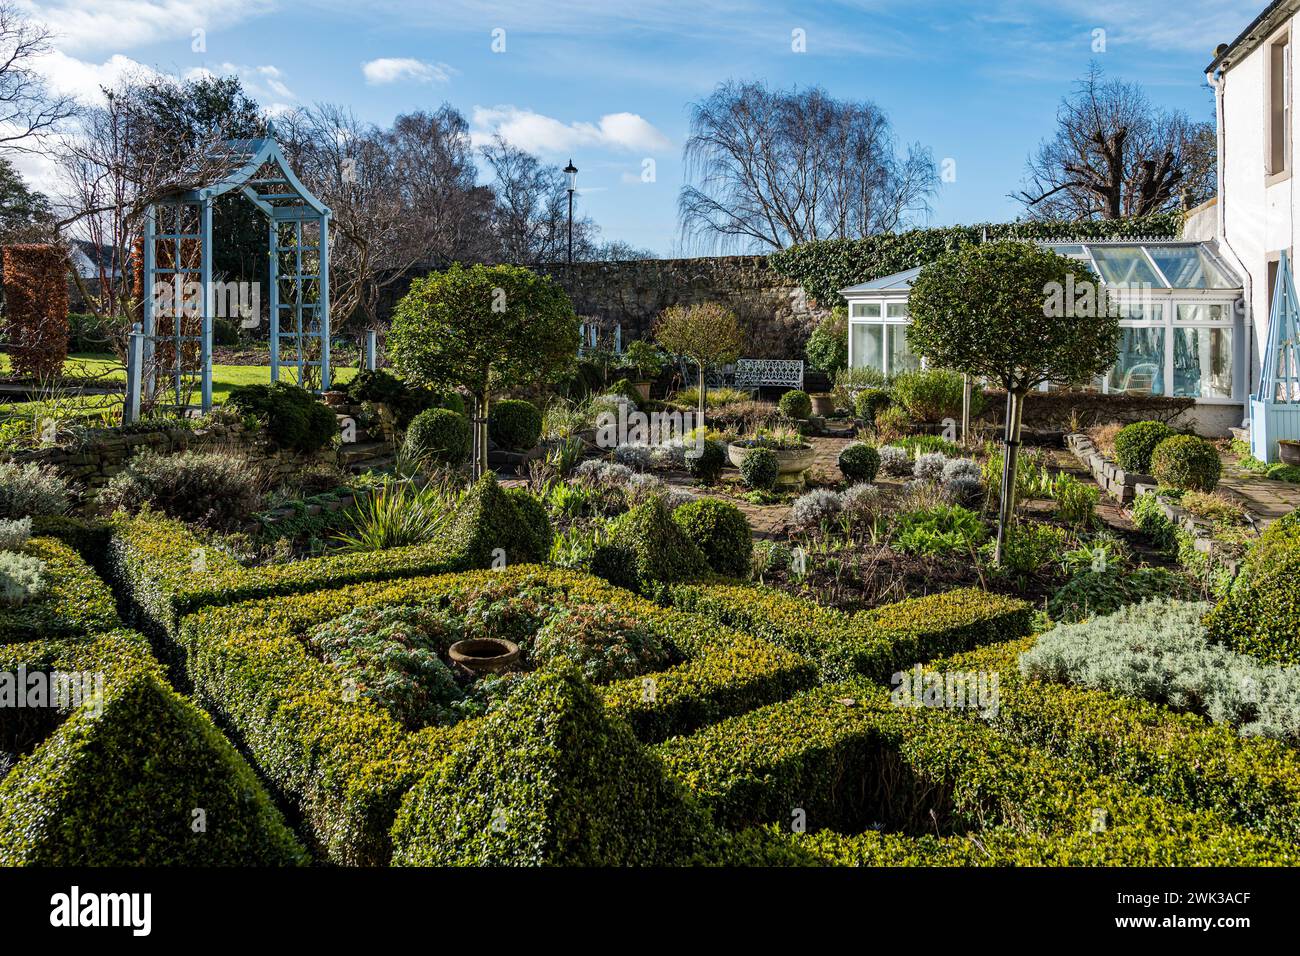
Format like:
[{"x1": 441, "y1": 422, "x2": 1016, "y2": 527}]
[
  {"x1": 634, "y1": 380, "x2": 652, "y2": 401},
  {"x1": 1279, "y1": 440, "x2": 1300, "y2": 466},
  {"x1": 810, "y1": 393, "x2": 836, "y2": 417},
  {"x1": 727, "y1": 442, "x2": 817, "y2": 488},
  {"x1": 448, "y1": 638, "x2": 521, "y2": 675}
]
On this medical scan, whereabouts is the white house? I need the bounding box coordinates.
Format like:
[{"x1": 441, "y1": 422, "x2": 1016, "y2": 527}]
[
  {"x1": 842, "y1": 239, "x2": 1246, "y2": 435},
  {"x1": 1207, "y1": 0, "x2": 1300, "y2": 455}
]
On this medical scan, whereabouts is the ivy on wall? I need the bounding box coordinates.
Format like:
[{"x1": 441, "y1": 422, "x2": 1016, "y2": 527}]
[{"x1": 768, "y1": 212, "x2": 1184, "y2": 307}]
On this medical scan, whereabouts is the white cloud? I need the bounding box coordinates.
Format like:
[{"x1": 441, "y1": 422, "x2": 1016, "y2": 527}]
[
  {"x1": 471, "y1": 106, "x2": 671, "y2": 155},
  {"x1": 361, "y1": 57, "x2": 453, "y2": 85},
  {"x1": 36, "y1": 49, "x2": 163, "y2": 105},
  {"x1": 20, "y1": 0, "x2": 277, "y2": 56}
]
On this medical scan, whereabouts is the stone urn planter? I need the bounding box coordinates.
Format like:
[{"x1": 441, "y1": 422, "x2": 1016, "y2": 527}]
[
  {"x1": 1279, "y1": 439, "x2": 1300, "y2": 466},
  {"x1": 448, "y1": 638, "x2": 521, "y2": 675},
  {"x1": 810, "y1": 393, "x2": 836, "y2": 417},
  {"x1": 633, "y1": 380, "x2": 652, "y2": 402},
  {"x1": 727, "y1": 441, "x2": 817, "y2": 489}
]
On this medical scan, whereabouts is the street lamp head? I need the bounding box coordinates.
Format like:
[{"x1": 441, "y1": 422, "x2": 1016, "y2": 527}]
[{"x1": 564, "y1": 159, "x2": 578, "y2": 192}]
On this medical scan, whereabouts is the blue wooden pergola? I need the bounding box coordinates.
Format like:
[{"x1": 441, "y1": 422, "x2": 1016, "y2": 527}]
[
  {"x1": 1251, "y1": 251, "x2": 1300, "y2": 462},
  {"x1": 140, "y1": 133, "x2": 331, "y2": 413}
]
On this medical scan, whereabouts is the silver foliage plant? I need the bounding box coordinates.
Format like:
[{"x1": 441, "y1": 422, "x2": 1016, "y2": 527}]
[
  {"x1": 879, "y1": 445, "x2": 912, "y2": 477},
  {"x1": 1021, "y1": 598, "x2": 1300, "y2": 743},
  {"x1": 790, "y1": 488, "x2": 842, "y2": 529},
  {"x1": 0, "y1": 551, "x2": 47, "y2": 606},
  {"x1": 0, "y1": 516, "x2": 33, "y2": 551}
]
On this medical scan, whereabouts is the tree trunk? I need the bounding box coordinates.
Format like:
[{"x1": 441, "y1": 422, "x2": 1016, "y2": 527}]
[
  {"x1": 472, "y1": 390, "x2": 490, "y2": 480},
  {"x1": 697, "y1": 365, "x2": 707, "y2": 433},
  {"x1": 993, "y1": 387, "x2": 1026, "y2": 566}
]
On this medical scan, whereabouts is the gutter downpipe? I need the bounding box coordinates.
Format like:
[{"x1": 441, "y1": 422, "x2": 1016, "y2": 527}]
[{"x1": 1209, "y1": 65, "x2": 1255, "y2": 423}]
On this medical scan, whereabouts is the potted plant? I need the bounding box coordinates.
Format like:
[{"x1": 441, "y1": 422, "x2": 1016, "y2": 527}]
[
  {"x1": 810, "y1": 392, "x2": 836, "y2": 416},
  {"x1": 727, "y1": 427, "x2": 816, "y2": 488},
  {"x1": 1280, "y1": 439, "x2": 1300, "y2": 466},
  {"x1": 619, "y1": 339, "x2": 667, "y2": 401}
]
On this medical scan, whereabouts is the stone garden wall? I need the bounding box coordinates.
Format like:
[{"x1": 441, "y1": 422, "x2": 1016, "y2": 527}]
[{"x1": 379, "y1": 255, "x2": 831, "y2": 358}]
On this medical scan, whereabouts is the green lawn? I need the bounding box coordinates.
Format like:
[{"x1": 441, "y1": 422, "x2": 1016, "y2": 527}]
[{"x1": 1, "y1": 352, "x2": 356, "y2": 419}]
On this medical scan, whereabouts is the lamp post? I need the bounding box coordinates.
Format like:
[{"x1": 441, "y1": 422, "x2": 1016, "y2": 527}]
[{"x1": 564, "y1": 159, "x2": 578, "y2": 265}]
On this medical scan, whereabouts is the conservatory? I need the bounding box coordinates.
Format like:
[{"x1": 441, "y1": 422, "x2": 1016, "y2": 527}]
[{"x1": 840, "y1": 240, "x2": 1245, "y2": 408}]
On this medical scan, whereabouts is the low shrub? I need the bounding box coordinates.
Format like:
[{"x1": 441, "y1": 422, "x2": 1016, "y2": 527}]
[
  {"x1": 778, "y1": 389, "x2": 812, "y2": 420},
  {"x1": 1022, "y1": 599, "x2": 1300, "y2": 742},
  {"x1": 532, "y1": 605, "x2": 671, "y2": 684},
  {"x1": 0, "y1": 551, "x2": 45, "y2": 606},
  {"x1": 739, "y1": 447, "x2": 779, "y2": 490},
  {"x1": 891, "y1": 368, "x2": 982, "y2": 422},
  {"x1": 403, "y1": 407, "x2": 471, "y2": 467},
  {"x1": 790, "y1": 489, "x2": 842, "y2": 530},
  {"x1": 0, "y1": 517, "x2": 32, "y2": 551},
  {"x1": 597, "y1": 496, "x2": 709, "y2": 592},
  {"x1": 1205, "y1": 509, "x2": 1300, "y2": 665},
  {"x1": 838, "y1": 442, "x2": 880, "y2": 483},
  {"x1": 686, "y1": 438, "x2": 727, "y2": 484},
  {"x1": 840, "y1": 483, "x2": 884, "y2": 530},
  {"x1": 227, "y1": 382, "x2": 338, "y2": 454},
  {"x1": 1113, "y1": 420, "x2": 1174, "y2": 474},
  {"x1": 873, "y1": 405, "x2": 911, "y2": 443},
  {"x1": 672, "y1": 499, "x2": 752, "y2": 578},
  {"x1": 488, "y1": 399, "x2": 542, "y2": 451},
  {"x1": 1047, "y1": 565, "x2": 1185, "y2": 624},
  {"x1": 878, "y1": 445, "x2": 912, "y2": 477},
  {"x1": 1150, "y1": 435, "x2": 1222, "y2": 492},
  {"x1": 0, "y1": 461, "x2": 71, "y2": 518},
  {"x1": 988, "y1": 522, "x2": 1071, "y2": 575},
  {"x1": 504, "y1": 487, "x2": 554, "y2": 562},
  {"x1": 99, "y1": 449, "x2": 267, "y2": 532},
  {"x1": 448, "y1": 474, "x2": 550, "y2": 567},
  {"x1": 854, "y1": 388, "x2": 892, "y2": 426},
  {"x1": 912, "y1": 451, "x2": 948, "y2": 483},
  {"x1": 893, "y1": 504, "x2": 985, "y2": 557}
]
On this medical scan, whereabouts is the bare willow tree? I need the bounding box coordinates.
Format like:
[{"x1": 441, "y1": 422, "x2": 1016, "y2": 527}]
[
  {"x1": 278, "y1": 104, "x2": 424, "y2": 335},
  {"x1": 678, "y1": 80, "x2": 937, "y2": 252},
  {"x1": 0, "y1": 1, "x2": 76, "y2": 153},
  {"x1": 480, "y1": 134, "x2": 599, "y2": 264},
  {"x1": 1016, "y1": 66, "x2": 1216, "y2": 220}
]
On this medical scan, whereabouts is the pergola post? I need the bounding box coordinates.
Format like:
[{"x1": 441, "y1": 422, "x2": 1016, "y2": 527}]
[
  {"x1": 319, "y1": 212, "x2": 331, "y2": 390},
  {"x1": 269, "y1": 217, "x2": 280, "y2": 382},
  {"x1": 141, "y1": 204, "x2": 157, "y2": 402},
  {"x1": 199, "y1": 198, "x2": 214, "y2": 412}
]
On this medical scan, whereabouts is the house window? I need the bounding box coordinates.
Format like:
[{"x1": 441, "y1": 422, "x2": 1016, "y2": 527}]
[
  {"x1": 1269, "y1": 32, "x2": 1291, "y2": 176},
  {"x1": 848, "y1": 300, "x2": 918, "y2": 377}
]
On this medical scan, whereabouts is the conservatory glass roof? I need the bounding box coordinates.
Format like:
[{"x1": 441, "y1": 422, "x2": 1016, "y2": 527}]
[{"x1": 839, "y1": 241, "x2": 1241, "y2": 296}]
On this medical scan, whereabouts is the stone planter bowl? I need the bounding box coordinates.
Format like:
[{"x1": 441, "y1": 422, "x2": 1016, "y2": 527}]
[
  {"x1": 1279, "y1": 439, "x2": 1300, "y2": 467},
  {"x1": 447, "y1": 638, "x2": 521, "y2": 675},
  {"x1": 727, "y1": 442, "x2": 817, "y2": 489},
  {"x1": 810, "y1": 393, "x2": 836, "y2": 417}
]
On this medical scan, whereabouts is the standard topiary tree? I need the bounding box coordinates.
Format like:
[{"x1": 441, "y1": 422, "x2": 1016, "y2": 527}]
[
  {"x1": 404, "y1": 407, "x2": 471, "y2": 467},
  {"x1": 908, "y1": 241, "x2": 1120, "y2": 564},
  {"x1": 654, "y1": 303, "x2": 744, "y2": 432},
  {"x1": 672, "y1": 498, "x2": 753, "y2": 577},
  {"x1": 1113, "y1": 420, "x2": 1175, "y2": 474},
  {"x1": 389, "y1": 263, "x2": 579, "y2": 477},
  {"x1": 1150, "y1": 435, "x2": 1222, "y2": 492},
  {"x1": 837, "y1": 442, "x2": 881, "y2": 483}
]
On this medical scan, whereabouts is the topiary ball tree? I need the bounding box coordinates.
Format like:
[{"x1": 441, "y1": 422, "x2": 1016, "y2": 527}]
[
  {"x1": 672, "y1": 498, "x2": 753, "y2": 578},
  {"x1": 686, "y1": 438, "x2": 726, "y2": 485},
  {"x1": 740, "y1": 447, "x2": 780, "y2": 491},
  {"x1": 488, "y1": 399, "x2": 542, "y2": 451},
  {"x1": 908, "y1": 241, "x2": 1119, "y2": 565},
  {"x1": 778, "y1": 389, "x2": 812, "y2": 421},
  {"x1": 389, "y1": 263, "x2": 579, "y2": 477},
  {"x1": 837, "y1": 442, "x2": 881, "y2": 483},
  {"x1": 1113, "y1": 420, "x2": 1175, "y2": 474},
  {"x1": 404, "y1": 407, "x2": 471, "y2": 467},
  {"x1": 1149, "y1": 434, "x2": 1222, "y2": 492},
  {"x1": 654, "y1": 302, "x2": 744, "y2": 432}
]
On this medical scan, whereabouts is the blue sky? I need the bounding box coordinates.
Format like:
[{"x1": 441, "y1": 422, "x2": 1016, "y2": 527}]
[{"x1": 23, "y1": 0, "x2": 1266, "y2": 255}]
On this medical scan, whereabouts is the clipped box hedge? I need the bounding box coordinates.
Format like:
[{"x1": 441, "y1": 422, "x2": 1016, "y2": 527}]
[
  {"x1": 0, "y1": 629, "x2": 307, "y2": 865},
  {"x1": 928, "y1": 636, "x2": 1300, "y2": 846},
  {"x1": 670, "y1": 582, "x2": 1032, "y2": 680},
  {"x1": 174, "y1": 565, "x2": 812, "y2": 864},
  {"x1": 0, "y1": 537, "x2": 120, "y2": 643},
  {"x1": 656, "y1": 680, "x2": 1299, "y2": 864}
]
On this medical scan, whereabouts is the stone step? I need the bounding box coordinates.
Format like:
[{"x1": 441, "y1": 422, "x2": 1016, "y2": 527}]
[{"x1": 339, "y1": 440, "x2": 391, "y2": 463}]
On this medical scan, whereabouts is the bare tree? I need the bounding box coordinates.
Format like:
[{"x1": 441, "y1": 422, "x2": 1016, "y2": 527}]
[
  {"x1": 678, "y1": 80, "x2": 937, "y2": 252},
  {"x1": 480, "y1": 134, "x2": 599, "y2": 264},
  {"x1": 278, "y1": 104, "x2": 424, "y2": 334},
  {"x1": 0, "y1": 1, "x2": 77, "y2": 153},
  {"x1": 1016, "y1": 66, "x2": 1216, "y2": 220},
  {"x1": 387, "y1": 107, "x2": 497, "y2": 267}
]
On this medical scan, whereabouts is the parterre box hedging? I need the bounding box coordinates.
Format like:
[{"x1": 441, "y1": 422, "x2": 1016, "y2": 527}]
[
  {"x1": 931, "y1": 635, "x2": 1300, "y2": 845},
  {"x1": 0, "y1": 630, "x2": 307, "y2": 865},
  {"x1": 0, "y1": 537, "x2": 120, "y2": 643},
  {"x1": 173, "y1": 565, "x2": 814, "y2": 865},
  {"x1": 656, "y1": 680, "x2": 1299, "y2": 864},
  {"x1": 669, "y1": 582, "x2": 1033, "y2": 680},
  {"x1": 1205, "y1": 509, "x2": 1300, "y2": 665}
]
